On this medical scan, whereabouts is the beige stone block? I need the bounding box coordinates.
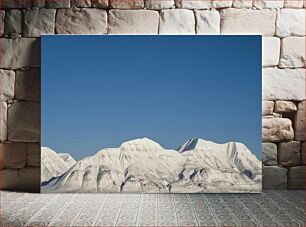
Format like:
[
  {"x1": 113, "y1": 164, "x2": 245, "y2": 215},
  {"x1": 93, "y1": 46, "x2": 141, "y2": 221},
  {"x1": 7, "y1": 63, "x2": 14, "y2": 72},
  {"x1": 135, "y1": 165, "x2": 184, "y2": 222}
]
[
  {"x1": 262, "y1": 101, "x2": 274, "y2": 115},
  {"x1": 212, "y1": 0, "x2": 233, "y2": 8},
  {"x1": 175, "y1": 0, "x2": 212, "y2": 9},
  {"x1": 274, "y1": 101, "x2": 297, "y2": 113},
  {"x1": 232, "y1": 0, "x2": 253, "y2": 8},
  {"x1": 71, "y1": 0, "x2": 92, "y2": 7},
  {"x1": 284, "y1": 0, "x2": 304, "y2": 8},
  {"x1": 220, "y1": 8, "x2": 276, "y2": 36},
  {"x1": 276, "y1": 9, "x2": 305, "y2": 37},
  {"x1": 159, "y1": 9, "x2": 195, "y2": 34},
  {"x1": 253, "y1": 0, "x2": 284, "y2": 8},
  {"x1": 195, "y1": 10, "x2": 220, "y2": 34},
  {"x1": 280, "y1": 37, "x2": 305, "y2": 68},
  {"x1": 294, "y1": 101, "x2": 305, "y2": 141},
  {"x1": 109, "y1": 10, "x2": 159, "y2": 34},
  {"x1": 262, "y1": 37, "x2": 280, "y2": 66},
  {"x1": 262, "y1": 117, "x2": 294, "y2": 142}
]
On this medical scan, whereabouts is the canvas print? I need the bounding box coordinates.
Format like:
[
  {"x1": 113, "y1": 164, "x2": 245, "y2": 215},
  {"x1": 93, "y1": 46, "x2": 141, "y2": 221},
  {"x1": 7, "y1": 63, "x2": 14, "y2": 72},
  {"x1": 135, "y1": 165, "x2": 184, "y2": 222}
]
[{"x1": 41, "y1": 36, "x2": 262, "y2": 193}]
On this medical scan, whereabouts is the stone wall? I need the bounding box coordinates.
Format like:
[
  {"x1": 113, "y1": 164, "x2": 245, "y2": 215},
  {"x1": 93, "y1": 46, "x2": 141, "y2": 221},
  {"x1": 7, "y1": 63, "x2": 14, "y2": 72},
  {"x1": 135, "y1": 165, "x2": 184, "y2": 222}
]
[{"x1": 0, "y1": 0, "x2": 305, "y2": 192}]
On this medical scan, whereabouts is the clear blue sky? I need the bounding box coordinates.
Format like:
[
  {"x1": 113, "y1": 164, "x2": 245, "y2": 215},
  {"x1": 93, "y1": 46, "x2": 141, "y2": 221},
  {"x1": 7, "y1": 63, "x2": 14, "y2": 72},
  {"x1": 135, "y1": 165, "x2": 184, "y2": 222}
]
[{"x1": 42, "y1": 35, "x2": 262, "y2": 160}]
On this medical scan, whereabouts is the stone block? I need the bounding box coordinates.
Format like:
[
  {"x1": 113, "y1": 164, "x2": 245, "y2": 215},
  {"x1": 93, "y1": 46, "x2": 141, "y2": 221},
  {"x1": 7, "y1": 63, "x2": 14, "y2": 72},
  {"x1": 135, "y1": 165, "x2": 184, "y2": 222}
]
[
  {"x1": 284, "y1": 0, "x2": 304, "y2": 8},
  {"x1": 32, "y1": 0, "x2": 46, "y2": 8},
  {"x1": 56, "y1": 8, "x2": 107, "y2": 34},
  {"x1": 0, "y1": 10, "x2": 4, "y2": 35},
  {"x1": 262, "y1": 101, "x2": 274, "y2": 115},
  {"x1": 301, "y1": 142, "x2": 305, "y2": 165},
  {"x1": 276, "y1": 9, "x2": 305, "y2": 37},
  {"x1": 8, "y1": 102, "x2": 40, "y2": 142},
  {"x1": 294, "y1": 101, "x2": 305, "y2": 141},
  {"x1": 15, "y1": 68, "x2": 40, "y2": 101},
  {"x1": 159, "y1": 9, "x2": 195, "y2": 34},
  {"x1": 0, "y1": 168, "x2": 40, "y2": 192},
  {"x1": 274, "y1": 101, "x2": 297, "y2": 113},
  {"x1": 263, "y1": 166, "x2": 287, "y2": 189},
  {"x1": 195, "y1": 10, "x2": 220, "y2": 34},
  {"x1": 262, "y1": 117, "x2": 294, "y2": 142},
  {"x1": 212, "y1": 0, "x2": 233, "y2": 8},
  {"x1": 0, "y1": 69, "x2": 15, "y2": 102},
  {"x1": 280, "y1": 37, "x2": 305, "y2": 68},
  {"x1": 23, "y1": 9, "x2": 56, "y2": 37},
  {"x1": 46, "y1": 0, "x2": 70, "y2": 8},
  {"x1": 288, "y1": 166, "x2": 304, "y2": 189},
  {"x1": 220, "y1": 9, "x2": 276, "y2": 36},
  {"x1": 262, "y1": 37, "x2": 280, "y2": 66},
  {"x1": 253, "y1": 0, "x2": 284, "y2": 8},
  {"x1": 0, "y1": 142, "x2": 27, "y2": 169},
  {"x1": 27, "y1": 143, "x2": 40, "y2": 167},
  {"x1": 0, "y1": 38, "x2": 40, "y2": 69},
  {"x1": 278, "y1": 141, "x2": 301, "y2": 167},
  {"x1": 71, "y1": 0, "x2": 92, "y2": 7},
  {"x1": 0, "y1": 102, "x2": 7, "y2": 142},
  {"x1": 0, "y1": 0, "x2": 32, "y2": 9},
  {"x1": 262, "y1": 143, "x2": 277, "y2": 165},
  {"x1": 175, "y1": 0, "x2": 212, "y2": 9},
  {"x1": 232, "y1": 0, "x2": 253, "y2": 8},
  {"x1": 4, "y1": 9, "x2": 22, "y2": 35},
  {"x1": 91, "y1": 0, "x2": 108, "y2": 8},
  {"x1": 109, "y1": 10, "x2": 159, "y2": 34},
  {"x1": 262, "y1": 68, "x2": 305, "y2": 101},
  {"x1": 145, "y1": 0, "x2": 175, "y2": 9},
  {"x1": 109, "y1": 0, "x2": 144, "y2": 8}
]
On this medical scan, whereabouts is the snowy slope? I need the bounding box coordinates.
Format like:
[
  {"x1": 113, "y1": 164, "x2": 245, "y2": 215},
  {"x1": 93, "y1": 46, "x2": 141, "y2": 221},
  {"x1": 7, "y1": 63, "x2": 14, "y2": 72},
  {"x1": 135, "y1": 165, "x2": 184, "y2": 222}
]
[
  {"x1": 41, "y1": 147, "x2": 76, "y2": 183},
  {"x1": 42, "y1": 138, "x2": 261, "y2": 193},
  {"x1": 58, "y1": 153, "x2": 77, "y2": 166}
]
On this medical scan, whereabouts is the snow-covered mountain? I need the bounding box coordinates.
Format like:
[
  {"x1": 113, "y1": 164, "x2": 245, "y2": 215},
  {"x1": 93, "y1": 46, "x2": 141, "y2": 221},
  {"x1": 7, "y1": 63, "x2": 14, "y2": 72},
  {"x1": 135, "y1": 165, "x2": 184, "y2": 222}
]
[
  {"x1": 58, "y1": 153, "x2": 77, "y2": 167},
  {"x1": 41, "y1": 138, "x2": 261, "y2": 193},
  {"x1": 41, "y1": 147, "x2": 76, "y2": 183}
]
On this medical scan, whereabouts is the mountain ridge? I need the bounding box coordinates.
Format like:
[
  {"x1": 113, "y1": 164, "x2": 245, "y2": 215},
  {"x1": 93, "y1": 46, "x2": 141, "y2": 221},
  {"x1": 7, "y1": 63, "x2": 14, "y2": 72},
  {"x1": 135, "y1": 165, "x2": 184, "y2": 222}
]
[{"x1": 41, "y1": 137, "x2": 261, "y2": 193}]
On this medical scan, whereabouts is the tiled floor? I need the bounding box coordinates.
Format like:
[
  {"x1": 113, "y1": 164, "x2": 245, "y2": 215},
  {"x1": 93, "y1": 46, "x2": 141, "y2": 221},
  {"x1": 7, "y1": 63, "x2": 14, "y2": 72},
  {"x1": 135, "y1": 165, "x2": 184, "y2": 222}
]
[{"x1": 1, "y1": 190, "x2": 304, "y2": 226}]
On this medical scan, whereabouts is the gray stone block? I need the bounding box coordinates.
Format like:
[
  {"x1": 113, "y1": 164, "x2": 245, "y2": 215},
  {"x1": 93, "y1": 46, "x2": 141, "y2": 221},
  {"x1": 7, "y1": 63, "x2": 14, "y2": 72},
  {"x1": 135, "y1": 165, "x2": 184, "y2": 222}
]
[
  {"x1": 0, "y1": 167, "x2": 40, "y2": 192},
  {"x1": 0, "y1": 38, "x2": 40, "y2": 69},
  {"x1": 71, "y1": 0, "x2": 91, "y2": 7},
  {"x1": 4, "y1": 9, "x2": 22, "y2": 34},
  {"x1": 263, "y1": 166, "x2": 287, "y2": 189},
  {"x1": 0, "y1": 102, "x2": 7, "y2": 142},
  {"x1": 8, "y1": 102, "x2": 40, "y2": 142},
  {"x1": 23, "y1": 9, "x2": 56, "y2": 37},
  {"x1": 15, "y1": 68, "x2": 40, "y2": 101},
  {"x1": 278, "y1": 141, "x2": 301, "y2": 167},
  {"x1": 0, "y1": 0, "x2": 32, "y2": 9},
  {"x1": 288, "y1": 166, "x2": 304, "y2": 189},
  {"x1": 27, "y1": 143, "x2": 41, "y2": 167},
  {"x1": 262, "y1": 143, "x2": 277, "y2": 166},
  {"x1": 0, "y1": 142, "x2": 27, "y2": 169},
  {"x1": 0, "y1": 10, "x2": 4, "y2": 35},
  {"x1": 46, "y1": 0, "x2": 70, "y2": 8},
  {"x1": 56, "y1": 8, "x2": 107, "y2": 34},
  {"x1": 109, "y1": 0, "x2": 144, "y2": 9},
  {"x1": 91, "y1": 0, "x2": 108, "y2": 8},
  {"x1": 0, "y1": 69, "x2": 15, "y2": 102}
]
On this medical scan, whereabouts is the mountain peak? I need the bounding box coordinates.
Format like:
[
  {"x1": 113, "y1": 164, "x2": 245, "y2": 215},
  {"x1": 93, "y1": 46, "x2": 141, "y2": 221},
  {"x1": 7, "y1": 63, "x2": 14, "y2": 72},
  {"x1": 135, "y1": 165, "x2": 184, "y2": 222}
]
[
  {"x1": 120, "y1": 137, "x2": 163, "y2": 150},
  {"x1": 177, "y1": 137, "x2": 206, "y2": 152}
]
